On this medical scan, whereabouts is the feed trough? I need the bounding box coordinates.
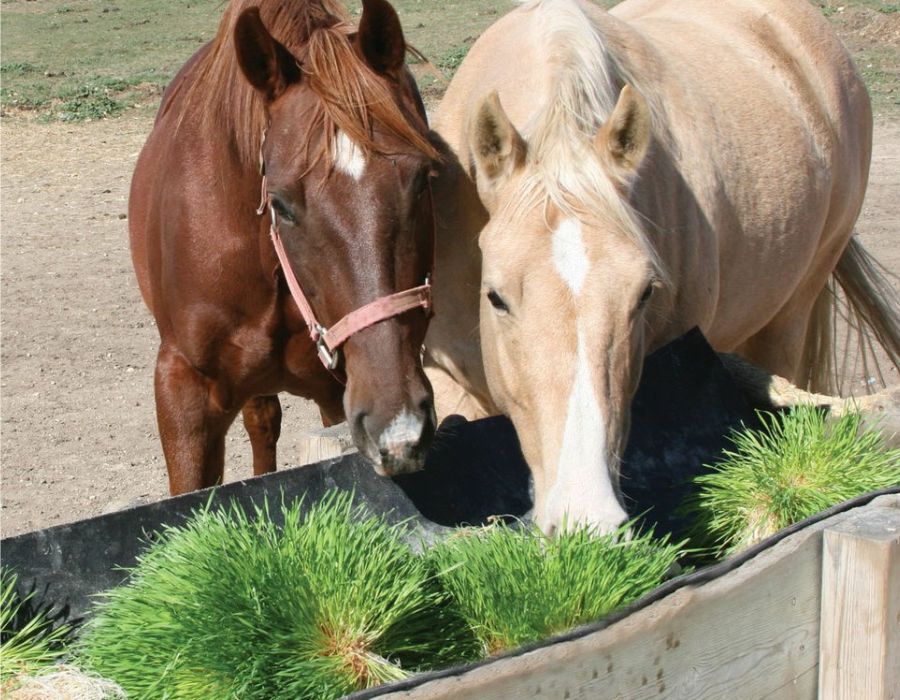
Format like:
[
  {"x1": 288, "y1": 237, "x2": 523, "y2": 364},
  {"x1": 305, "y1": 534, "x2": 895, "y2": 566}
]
[
  {"x1": 6, "y1": 330, "x2": 895, "y2": 697},
  {"x1": 2, "y1": 329, "x2": 752, "y2": 622},
  {"x1": 355, "y1": 488, "x2": 900, "y2": 699}
]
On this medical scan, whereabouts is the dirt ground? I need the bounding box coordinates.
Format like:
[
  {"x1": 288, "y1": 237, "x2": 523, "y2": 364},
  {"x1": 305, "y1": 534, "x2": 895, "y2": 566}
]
[
  {"x1": 0, "y1": 114, "x2": 328, "y2": 537},
  {"x1": 2, "y1": 107, "x2": 899, "y2": 538}
]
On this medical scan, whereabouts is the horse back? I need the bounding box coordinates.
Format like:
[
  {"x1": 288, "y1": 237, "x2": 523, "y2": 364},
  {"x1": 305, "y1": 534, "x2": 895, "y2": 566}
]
[
  {"x1": 615, "y1": 0, "x2": 872, "y2": 346},
  {"x1": 129, "y1": 43, "x2": 212, "y2": 316},
  {"x1": 127, "y1": 45, "x2": 276, "y2": 362},
  {"x1": 615, "y1": 0, "x2": 872, "y2": 182}
]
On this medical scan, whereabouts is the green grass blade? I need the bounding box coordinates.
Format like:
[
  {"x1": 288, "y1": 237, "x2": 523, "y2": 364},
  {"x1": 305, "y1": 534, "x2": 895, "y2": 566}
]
[{"x1": 689, "y1": 406, "x2": 900, "y2": 556}]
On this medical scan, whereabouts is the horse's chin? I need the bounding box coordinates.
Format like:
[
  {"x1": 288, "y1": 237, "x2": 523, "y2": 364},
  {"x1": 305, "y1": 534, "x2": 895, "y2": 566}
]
[
  {"x1": 536, "y1": 500, "x2": 630, "y2": 539},
  {"x1": 353, "y1": 427, "x2": 432, "y2": 477},
  {"x1": 369, "y1": 451, "x2": 428, "y2": 477}
]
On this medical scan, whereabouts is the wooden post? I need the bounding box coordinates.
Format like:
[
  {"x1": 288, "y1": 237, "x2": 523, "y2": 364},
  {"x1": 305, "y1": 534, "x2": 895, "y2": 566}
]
[
  {"x1": 819, "y1": 505, "x2": 900, "y2": 699},
  {"x1": 296, "y1": 424, "x2": 356, "y2": 465}
]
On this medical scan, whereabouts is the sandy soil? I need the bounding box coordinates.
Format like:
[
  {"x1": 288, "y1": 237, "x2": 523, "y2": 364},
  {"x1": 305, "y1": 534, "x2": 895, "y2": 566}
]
[
  {"x1": 0, "y1": 115, "x2": 325, "y2": 537},
  {"x1": 1, "y1": 112, "x2": 898, "y2": 539}
]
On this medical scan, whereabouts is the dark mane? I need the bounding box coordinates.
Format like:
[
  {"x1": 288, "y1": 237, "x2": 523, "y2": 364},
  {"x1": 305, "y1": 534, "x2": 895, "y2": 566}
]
[{"x1": 185, "y1": 0, "x2": 437, "y2": 167}]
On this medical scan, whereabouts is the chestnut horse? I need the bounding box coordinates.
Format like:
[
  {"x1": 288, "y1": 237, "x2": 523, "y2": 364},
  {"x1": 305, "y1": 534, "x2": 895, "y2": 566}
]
[
  {"x1": 424, "y1": 0, "x2": 900, "y2": 535},
  {"x1": 130, "y1": 0, "x2": 439, "y2": 494}
]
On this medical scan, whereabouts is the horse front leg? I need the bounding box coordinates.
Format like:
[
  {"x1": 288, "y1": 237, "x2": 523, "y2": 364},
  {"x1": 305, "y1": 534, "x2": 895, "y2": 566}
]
[
  {"x1": 154, "y1": 344, "x2": 238, "y2": 494},
  {"x1": 241, "y1": 395, "x2": 282, "y2": 476}
]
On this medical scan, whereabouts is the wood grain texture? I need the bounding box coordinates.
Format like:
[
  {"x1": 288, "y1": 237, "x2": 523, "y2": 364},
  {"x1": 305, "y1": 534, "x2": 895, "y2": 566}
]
[
  {"x1": 377, "y1": 496, "x2": 900, "y2": 700},
  {"x1": 819, "y1": 505, "x2": 900, "y2": 700},
  {"x1": 297, "y1": 424, "x2": 355, "y2": 465}
]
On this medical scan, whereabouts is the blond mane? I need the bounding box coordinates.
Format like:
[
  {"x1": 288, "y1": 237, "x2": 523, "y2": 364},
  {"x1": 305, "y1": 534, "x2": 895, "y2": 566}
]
[
  {"x1": 182, "y1": 0, "x2": 436, "y2": 168},
  {"x1": 513, "y1": 0, "x2": 667, "y2": 279}
]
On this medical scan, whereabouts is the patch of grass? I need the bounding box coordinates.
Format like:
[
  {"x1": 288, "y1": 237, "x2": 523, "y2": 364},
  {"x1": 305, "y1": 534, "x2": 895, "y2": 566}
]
[
  {"x1": 47, "y1": 76, "x2": 164, "y2": 121},
  {"x1": 55, "y1": 84, "x2": 125, "y2": 122},
  {"x1": 0, "y1": 0, "x2": 518, "y2": 117},
  {"x1": 2, "y1": 0, "x2": 895, "y2": 120},
  {"x1": 1, "y1": 568, "x2": 71, "y2": 691},
  {"x1": 0, "y1": 61, "x2": 46, "y2": 76},
  {"x1": 73, "y1": 490, "x2": 688, "y2": 695},
  {"x1": 438, "y1": 44, "x2": 471, "y2": 73},
  {"x1": 821, "y1": 2, "x2": 900, "y2": 115},
  {"x1": 689, "y1": 406, "x2": 900, "y2": 556},
  {"x1": 76, "y1": 493, "x2": 479, "y2": 700},
  {"x1": 429, "y1": 522, "x2": 684, "y2": 655},
  {"x1": 0, "y1": 86, "x2": 52, "y2": 112},
  {"x1": 1, "y1": 0, "x2": 220, "y2": 120},
  {"x1": 853, "y1": 46, "x2": 900, "y2": 115}
]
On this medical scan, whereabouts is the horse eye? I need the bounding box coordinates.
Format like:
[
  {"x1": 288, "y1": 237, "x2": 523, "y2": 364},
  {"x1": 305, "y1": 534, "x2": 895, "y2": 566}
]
[
  {"x1": 413, "y1": 169, "x2": 431, "y2": 198},
  {"x1": 638, "y1": 282, "x2": 654, "y2": 309},
  {"x1": 270, "y1": 196, "x2": 296, "y2": 223},
  {"x1": 487, "y1": 289, "x2": 510, "y2": 314}
]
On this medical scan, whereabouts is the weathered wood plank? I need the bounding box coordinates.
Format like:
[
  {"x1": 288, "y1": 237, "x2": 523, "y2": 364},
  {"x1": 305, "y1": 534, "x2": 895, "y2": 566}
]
[
  {"x1": 818, "y1": 505, "x2": 900, "y2": 700},
  {"x1": 378, "y1": 496, "x2": 900, "y2": 700},
  {"x1": 297, "y1": 424, "x2": 356, "y2": 465}
]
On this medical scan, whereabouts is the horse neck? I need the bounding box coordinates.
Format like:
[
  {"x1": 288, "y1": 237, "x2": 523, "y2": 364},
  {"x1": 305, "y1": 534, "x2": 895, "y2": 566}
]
[
  {"x1": 425, "y1": 135, "x2": 494, "y2": 405},
  {"x1": 545, "y1": 8, "x2": 719, "y2": 347}
]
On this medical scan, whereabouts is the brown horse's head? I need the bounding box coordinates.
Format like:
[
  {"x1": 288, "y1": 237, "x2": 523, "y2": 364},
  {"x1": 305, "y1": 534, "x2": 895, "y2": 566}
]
[{"x1": 234, "y1": 0, "x2": 438, "y2": 475}]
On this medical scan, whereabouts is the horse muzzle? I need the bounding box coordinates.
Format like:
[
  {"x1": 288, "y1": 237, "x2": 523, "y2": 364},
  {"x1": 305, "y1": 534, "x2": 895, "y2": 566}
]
[
  {"x1": 352, "y1": 404, "x2": 435, "y2": 477},
  {"x1": 539, "y1": 483, "x2": 630, "y2": 538}
]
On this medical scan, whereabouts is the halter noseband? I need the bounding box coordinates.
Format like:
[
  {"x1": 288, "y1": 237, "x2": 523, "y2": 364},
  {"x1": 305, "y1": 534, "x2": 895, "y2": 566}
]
[{"x1": 256, "y1": 140, "x2": 434, "y2": 372}]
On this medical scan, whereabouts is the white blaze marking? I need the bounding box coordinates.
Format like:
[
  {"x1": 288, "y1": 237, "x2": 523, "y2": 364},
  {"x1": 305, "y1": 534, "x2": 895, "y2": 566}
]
[
  {"x1": 333, "y1": 130, "x2": 366, "y2": 180},
  {"x1": 552, "y1": 217, "x2": 589, "y2": 295},
  {"x1": 545, "y1": 331, "x2": 627, "y2": 534},
  {"x1": 378, "y1": 409, "x2": 423, "y2": 452}
]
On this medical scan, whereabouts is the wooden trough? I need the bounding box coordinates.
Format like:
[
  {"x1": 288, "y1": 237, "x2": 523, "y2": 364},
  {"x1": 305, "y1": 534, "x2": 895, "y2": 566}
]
[
  {"x1": 3, "y1": 330, "x2": 898, "y2": 698},
  {"x1": 357, "y1": 489, "x2": 900, "y2": 700}
]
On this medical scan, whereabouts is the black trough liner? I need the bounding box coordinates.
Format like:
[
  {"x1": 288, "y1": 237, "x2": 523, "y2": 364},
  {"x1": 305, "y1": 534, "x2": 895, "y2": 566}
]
[{"x1": 4, "y1": 329, "x2": 762, "y2": 636}]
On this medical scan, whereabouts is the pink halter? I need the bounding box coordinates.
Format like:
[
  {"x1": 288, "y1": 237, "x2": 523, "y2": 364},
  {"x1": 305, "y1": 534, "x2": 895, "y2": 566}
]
[{"x1": 256, "y1": 169, "x2": 433, "y2": 371}]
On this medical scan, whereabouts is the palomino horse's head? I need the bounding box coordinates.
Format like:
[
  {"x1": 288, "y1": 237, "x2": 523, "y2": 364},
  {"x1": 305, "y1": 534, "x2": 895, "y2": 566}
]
[
  {"x1": 470, "y1": 86, "x2": 661, "y2": 535},
  {"x1": 234, "y1": 0, "x2": 438, "y2": 475}
]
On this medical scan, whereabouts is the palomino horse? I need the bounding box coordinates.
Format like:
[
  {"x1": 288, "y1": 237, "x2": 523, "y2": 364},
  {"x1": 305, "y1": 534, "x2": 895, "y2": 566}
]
[
  {"x1": 424, "y1": 0, "x2": 900, "y2": 535},
  {"x1": 130, "y1": 0, "x2": 439, "y2": 494}
]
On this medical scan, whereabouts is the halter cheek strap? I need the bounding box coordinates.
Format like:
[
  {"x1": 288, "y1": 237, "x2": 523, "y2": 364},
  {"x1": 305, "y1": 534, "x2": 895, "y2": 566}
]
[{"x1": 257, "y1": 173, "x2": 434, "y2": 371}]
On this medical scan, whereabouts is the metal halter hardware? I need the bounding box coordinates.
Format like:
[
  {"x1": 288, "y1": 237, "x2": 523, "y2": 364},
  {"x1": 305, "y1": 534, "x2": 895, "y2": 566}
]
[{"x1": 257, "y1": 140, "x2": 434, "y2": 372}]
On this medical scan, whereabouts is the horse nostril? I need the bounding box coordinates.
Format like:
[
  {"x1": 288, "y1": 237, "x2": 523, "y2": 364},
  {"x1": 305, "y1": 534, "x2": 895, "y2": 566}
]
[
  {"x1": 350, "y1": 411, "x2": 374, "y2": 453},
  {"x1": 352, "y1": 410, "x2": 370, "y2": 442},
  {"x1": 380, "y1": 443, "x2": 410, "y2": 461}
]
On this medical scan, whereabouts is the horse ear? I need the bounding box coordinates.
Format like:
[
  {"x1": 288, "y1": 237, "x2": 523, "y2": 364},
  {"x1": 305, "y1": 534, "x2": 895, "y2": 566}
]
[
  {"x1": 356, "y1": 0, "x2": 406, "y2": 75},
  {"x1": 234, "y1": 7, "x2": 301, "y2": 102},
  {"x1": 470, "y1": 91, "x2": 527, "y2": 194},
  {"x1": 596, "y1": 84, "x2": 651, "y2": 174}
]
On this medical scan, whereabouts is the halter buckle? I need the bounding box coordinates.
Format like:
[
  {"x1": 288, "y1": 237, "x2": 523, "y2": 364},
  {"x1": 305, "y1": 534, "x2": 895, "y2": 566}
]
[{"x1": 315, "y1": 327, "x2": 340, "y2": 370}]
